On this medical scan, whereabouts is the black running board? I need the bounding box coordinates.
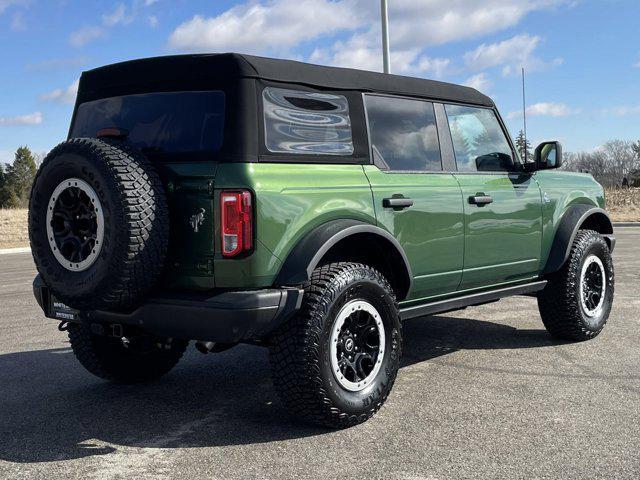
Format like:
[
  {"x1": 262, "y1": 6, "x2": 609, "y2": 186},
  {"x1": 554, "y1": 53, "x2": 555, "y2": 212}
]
[{"x1": 399, "y1": 280, "x2": 547, "y2": 321}]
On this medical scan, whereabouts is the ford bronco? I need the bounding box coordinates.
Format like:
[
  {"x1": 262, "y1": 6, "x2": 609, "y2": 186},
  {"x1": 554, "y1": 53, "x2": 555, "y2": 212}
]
[{"x1": 29, "y1": 54, "x2": 615, "y2": 428}]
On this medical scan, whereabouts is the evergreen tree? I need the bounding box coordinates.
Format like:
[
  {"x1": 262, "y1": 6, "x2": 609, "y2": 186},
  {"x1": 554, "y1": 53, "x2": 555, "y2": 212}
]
[
  {"x1": 515, "y1": 129, "x2": 532, "y2": 162},
  {"x1": 473, "y1": 130, "x2": 494, "y2": 156},
  {"x1": 4, "y1": 146, "x2": 37, "y2": 208},
  {"x1": 0, "y1": 163, "x2": 13, "y2": 208},
  {"x1": 449, "y1": 121, "x2": 474, "y2": 166}
]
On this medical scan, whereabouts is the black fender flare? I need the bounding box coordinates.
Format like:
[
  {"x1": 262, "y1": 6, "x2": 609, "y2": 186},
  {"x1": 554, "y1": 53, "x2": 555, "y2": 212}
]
[
  {"x1": 274, "y1": 219, "x2": 413, "y2": 297},
  {"x1": 543, "y1": 205, "x2": 614, "y2": 275}
]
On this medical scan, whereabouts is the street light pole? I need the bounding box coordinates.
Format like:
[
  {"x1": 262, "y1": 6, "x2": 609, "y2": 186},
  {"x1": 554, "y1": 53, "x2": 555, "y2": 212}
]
[{"x1": 381, "y1": 0, "x2": 390, "y2": 73}]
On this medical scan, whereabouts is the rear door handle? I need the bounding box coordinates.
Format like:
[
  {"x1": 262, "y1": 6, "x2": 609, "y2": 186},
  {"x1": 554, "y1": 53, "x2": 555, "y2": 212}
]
[
  {"x1": 383, "y1": 197, "x2": 414, "y2": 210},
  {"x1": 468, "y1": 194, "x2": 493, "y2": 206}
]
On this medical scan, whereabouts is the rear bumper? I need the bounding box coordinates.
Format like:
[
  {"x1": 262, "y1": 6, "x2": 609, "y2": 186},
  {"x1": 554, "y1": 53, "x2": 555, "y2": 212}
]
[{"x1": 33, "y1": 275, "x2": 303, "y2": 343}]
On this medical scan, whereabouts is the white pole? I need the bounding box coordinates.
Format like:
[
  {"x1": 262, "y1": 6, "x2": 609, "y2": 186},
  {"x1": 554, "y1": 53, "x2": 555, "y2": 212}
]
[
  {"x1": 522, "y1": 67, "x2": 527, "y2": 162},
  {"x1": 381, "y1": 0, "x2": 390, "y2": 73}
]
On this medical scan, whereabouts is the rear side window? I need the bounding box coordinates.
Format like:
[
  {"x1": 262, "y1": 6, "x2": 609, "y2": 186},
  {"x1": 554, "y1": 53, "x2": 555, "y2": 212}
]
[
  {"x1": 445, "y1": 105, "x2": 513, "y2": 172},
  {"x1": 262, "y1": 87, "x2": 354, "y2": 155},
  {"x1": 364, "y1": 95, "x2": 442, "y2": 172},
  {"x1": 71, "y1": 91, "x2": 225, "y2": 155}
]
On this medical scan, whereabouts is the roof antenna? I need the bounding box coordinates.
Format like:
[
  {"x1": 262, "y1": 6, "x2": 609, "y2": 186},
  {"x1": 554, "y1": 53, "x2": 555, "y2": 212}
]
[
  {"x1": 522, "y1": 66, "x2": 527, "y2": 162},
  {"x1": 381, "y1": 0, "x2": 390, "y2": 73}
]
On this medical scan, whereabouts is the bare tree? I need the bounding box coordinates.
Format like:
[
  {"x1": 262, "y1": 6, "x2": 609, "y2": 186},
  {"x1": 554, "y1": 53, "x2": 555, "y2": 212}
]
[{"x1": 563, "y1": 140, "x2": 640, "y2": 187}]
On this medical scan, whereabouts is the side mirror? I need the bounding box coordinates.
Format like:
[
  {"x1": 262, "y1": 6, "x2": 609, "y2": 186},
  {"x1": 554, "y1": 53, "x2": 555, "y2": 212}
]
[{"x1": 534, "y1": 141, "x2": 563, "y2": 170}]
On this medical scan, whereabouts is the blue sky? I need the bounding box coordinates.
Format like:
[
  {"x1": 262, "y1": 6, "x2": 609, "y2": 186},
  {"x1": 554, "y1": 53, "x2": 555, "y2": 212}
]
[{"x1": 1, "y1": 0, "x2": 639, "y2": 163}]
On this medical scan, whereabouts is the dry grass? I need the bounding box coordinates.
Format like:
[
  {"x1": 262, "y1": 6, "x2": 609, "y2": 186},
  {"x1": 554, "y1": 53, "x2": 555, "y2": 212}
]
[
  {"x1": 0, "y1": 209, "x2": 28, "y2": 249},
  {"x1": 0, "y1": 190, "x2": 637, "y2": 250},
  {"x1": 605, "y1": 188, "x2": 640, "y2": 222}
]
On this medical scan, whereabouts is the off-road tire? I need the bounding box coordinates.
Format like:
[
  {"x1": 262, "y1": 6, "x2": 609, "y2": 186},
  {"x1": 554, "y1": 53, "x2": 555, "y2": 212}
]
[
  {"x1": 538, "y1": 229, "x2": 614, "y2": 341},
  {"x1": 67, "y1": 323, "x2": 188, "y2": 383},
  {"x1": 29, "y1": 138, "x2": 169, "y2": 311},
  {"x1": 269, "y1": 262, "x2": 402, "y2": 428}
]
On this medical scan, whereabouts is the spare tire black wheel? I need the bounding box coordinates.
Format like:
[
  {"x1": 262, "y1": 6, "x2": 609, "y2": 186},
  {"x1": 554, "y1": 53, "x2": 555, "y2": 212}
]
[{"x1": 29, "y1": 138, "x2": 169, "y2": 311}]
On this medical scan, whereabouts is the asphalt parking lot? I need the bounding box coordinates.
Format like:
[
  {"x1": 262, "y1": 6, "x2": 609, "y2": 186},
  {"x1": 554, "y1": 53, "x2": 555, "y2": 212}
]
[{"x1": 0, "y1": 228, "x2": 638, "y2": 480}]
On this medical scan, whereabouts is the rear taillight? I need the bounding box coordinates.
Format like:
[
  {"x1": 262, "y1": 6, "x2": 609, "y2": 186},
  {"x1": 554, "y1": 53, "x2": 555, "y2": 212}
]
[{"x1": 220, "y1": 190, "x2": 252, "y2": 257}]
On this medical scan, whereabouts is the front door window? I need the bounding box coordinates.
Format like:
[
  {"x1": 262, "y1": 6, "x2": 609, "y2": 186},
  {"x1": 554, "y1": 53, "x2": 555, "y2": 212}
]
[{"x1": 445, "y1": 105, "x2": 514, "y2": 172}]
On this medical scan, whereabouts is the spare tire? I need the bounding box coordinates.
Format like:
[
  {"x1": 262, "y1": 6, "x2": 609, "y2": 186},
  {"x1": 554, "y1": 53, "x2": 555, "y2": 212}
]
[{"x1": 29, "y1": 138, "x2": 169, "y2": 311}]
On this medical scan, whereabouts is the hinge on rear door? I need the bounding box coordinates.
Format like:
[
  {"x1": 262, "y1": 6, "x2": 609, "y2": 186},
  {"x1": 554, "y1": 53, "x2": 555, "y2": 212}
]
[{"x1": 195, "y1": 257, "x2": 214, "y2": 275}]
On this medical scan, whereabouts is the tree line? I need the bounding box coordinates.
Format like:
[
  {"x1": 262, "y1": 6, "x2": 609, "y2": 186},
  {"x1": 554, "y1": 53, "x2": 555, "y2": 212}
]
[
  {"x1": 514, "y1": 130, "x2": 640, "y2": 187},
  {"x1": 0, "y1": 146, "x2": 38, "y2": 208}
]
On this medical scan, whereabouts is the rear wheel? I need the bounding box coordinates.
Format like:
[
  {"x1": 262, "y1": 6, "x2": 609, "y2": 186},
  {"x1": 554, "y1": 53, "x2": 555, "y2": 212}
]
[
  {"x1": 269, "y1": 262, "x2": 402, "y2": 428},
  {"x1": 67, "y1": 323, "x2": 188, "y2": 383},
  {"x1": 538, "y1": 230, "x2": 614, "y2": 341}
]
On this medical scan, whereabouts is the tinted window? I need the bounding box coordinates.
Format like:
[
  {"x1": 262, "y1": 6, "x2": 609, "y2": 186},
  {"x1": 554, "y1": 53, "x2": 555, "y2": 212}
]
[
  {"x1": 365, "y1": 95, "x2": 442, "y2": 171},
  {"x1": 445, "y1": 105, "x2": 513, "y2": 172},
  {"x1": 263, "y1": 87, "x2": 353, "y2": 155},
  {"x1": 71, "y1": 91, "x2": 225, "y2": 155}
]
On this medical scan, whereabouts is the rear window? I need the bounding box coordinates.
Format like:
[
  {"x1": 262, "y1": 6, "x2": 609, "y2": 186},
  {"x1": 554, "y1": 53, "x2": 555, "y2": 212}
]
[{"x1": 71, "y1": 91, "x2": 225, "y2": 155}]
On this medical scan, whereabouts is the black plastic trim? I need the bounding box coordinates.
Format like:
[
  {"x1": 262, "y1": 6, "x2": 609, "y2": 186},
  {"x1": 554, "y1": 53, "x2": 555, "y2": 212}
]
[
  {"x1": 400, "y1": 280, "x2": 547, "y2": 320},
  {"x1": 543, "y1": 205, "x2": 614, "y2": 274},
  {"x1": 33, "y1": 274, "x2": 303, "y2": 343},
  {"x1": 274, "y1": 219, "x2": 413, "y2": 297}
]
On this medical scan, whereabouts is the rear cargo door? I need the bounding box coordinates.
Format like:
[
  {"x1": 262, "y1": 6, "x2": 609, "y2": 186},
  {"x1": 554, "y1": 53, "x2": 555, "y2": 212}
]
[{"x1": 161, "y1": 162, "x2": 218, "y2": 289}]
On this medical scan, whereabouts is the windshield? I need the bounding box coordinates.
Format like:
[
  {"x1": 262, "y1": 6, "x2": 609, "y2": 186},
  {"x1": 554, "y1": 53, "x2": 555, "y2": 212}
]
[{"x1": 71, "y1": 91, "x2": 225, "y2": 155}]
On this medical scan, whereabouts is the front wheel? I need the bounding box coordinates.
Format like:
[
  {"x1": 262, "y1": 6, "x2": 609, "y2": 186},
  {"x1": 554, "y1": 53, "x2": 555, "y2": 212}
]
[
  {"x1": 269, "y1": 262, "x2": 402, "y2": 428},
  {"x1": 538, "y1": 229, "x2": 614, "y2": 341}
]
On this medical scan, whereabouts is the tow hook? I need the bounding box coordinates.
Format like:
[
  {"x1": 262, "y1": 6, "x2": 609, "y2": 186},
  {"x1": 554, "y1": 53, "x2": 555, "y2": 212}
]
[
  {"x1": 57, "y1": 321, "x2": 69, "y2": 332},
  {"x1": 195, "y1": 341, "x2": 237, "y2": 354},
  {"x1": 195, "y1": 341, "x2": 216, "y2": 354}
]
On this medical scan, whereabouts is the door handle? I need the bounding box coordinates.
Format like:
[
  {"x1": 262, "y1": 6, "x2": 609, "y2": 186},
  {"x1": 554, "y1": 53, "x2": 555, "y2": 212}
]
[
  {"x1": 383, "y1": 197, "x2": 414, "y2": 210},
  {"x1": 468, "y1": 194, "x2": 493, "y2": 206}
]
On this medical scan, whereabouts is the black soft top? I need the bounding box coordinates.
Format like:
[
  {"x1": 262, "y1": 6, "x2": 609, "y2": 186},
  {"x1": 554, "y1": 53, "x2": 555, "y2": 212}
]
[{"x1": 78, "y1": 53, "x2": 493, "y2": 107}]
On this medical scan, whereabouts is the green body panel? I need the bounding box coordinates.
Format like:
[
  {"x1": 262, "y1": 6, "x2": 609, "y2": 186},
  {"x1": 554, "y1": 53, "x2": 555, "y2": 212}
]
[
  {"x1": 533, "y1": 170, "x2": 605, "y2": 271},
  {"x1": 212, "y1": 162, "x2": 376, "y2": 288},
  {"x1": 454, "y1": 172, "x2": 543, "y2": 290},
  {"x1": 160, "y1": 160, "x2": 606, "y2": 300},
  {"x1": 363, "y1": 166, "x2": 464, "y2": 299}
]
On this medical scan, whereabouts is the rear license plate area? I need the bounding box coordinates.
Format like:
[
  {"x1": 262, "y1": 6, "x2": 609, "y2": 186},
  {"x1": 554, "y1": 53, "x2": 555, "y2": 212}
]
[{"x1": 49, "y1": 296, "x2": 80, "y2": 321}]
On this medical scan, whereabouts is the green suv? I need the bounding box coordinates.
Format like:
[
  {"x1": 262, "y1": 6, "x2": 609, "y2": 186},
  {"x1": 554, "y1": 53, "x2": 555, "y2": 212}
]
[{"x1": 29, "y1": 54, "x2": 615, "y2": 428}]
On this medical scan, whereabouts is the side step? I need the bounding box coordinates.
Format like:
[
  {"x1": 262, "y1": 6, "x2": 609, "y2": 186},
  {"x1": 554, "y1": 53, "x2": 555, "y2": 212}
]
[{"x1": 399, "y1": 280, "x2": 547, "y2": 321}]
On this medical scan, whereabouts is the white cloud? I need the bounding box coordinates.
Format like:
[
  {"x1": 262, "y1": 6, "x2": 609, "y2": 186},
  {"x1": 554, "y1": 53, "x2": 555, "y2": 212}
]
[
  {"x1": 508, "y1": 102, "x2": 580, "y2": 119},
  {"x1": 377, "y1": 0, "x2": 568, "y2": 50},
  {"x1": 464, "y1": 34, "x2": 562, "y2": 76},
  {"x1": 464, "y1": 73, "x2": 492, "y2": 92},
  {"x1": 102, "y1": 4, "x2": 132, "y2": 27},
  {"x1": 307, "y1": 1, "x2": 568, "y2": 76},
  {"x1": 414, "y1": 56, "x2": 451, "y2": 78},
  {"x1": 40, "y1": 79, "x2": 79, "y2": 105},
  {"x1": 310, "y1": 31, "x2": 451, "y2": 77},
  {"x1": 0, "y1": 111, "x2": 43, "y2": 126},
  {"x1": 0, "y1": 0, "x2": 27, "y2": 16},
  {"x1": 26, "y1": 56, "x2": 88, "y2": 72},
  {"x1": 70, "y1": 1, "x2": 157, "y2": 48},
  {"x1": 10, "y1": 10, "x2": 24, "y2": 30},
  {"x1": 605, "y1": 105, "x2": 640, "y2": 116},
  {"x1": 69, "y1": 26, "x2": 105, "y2": 47},
  {"x1": 168, "y1": 0, "x2": 364, "y2": 54}
]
